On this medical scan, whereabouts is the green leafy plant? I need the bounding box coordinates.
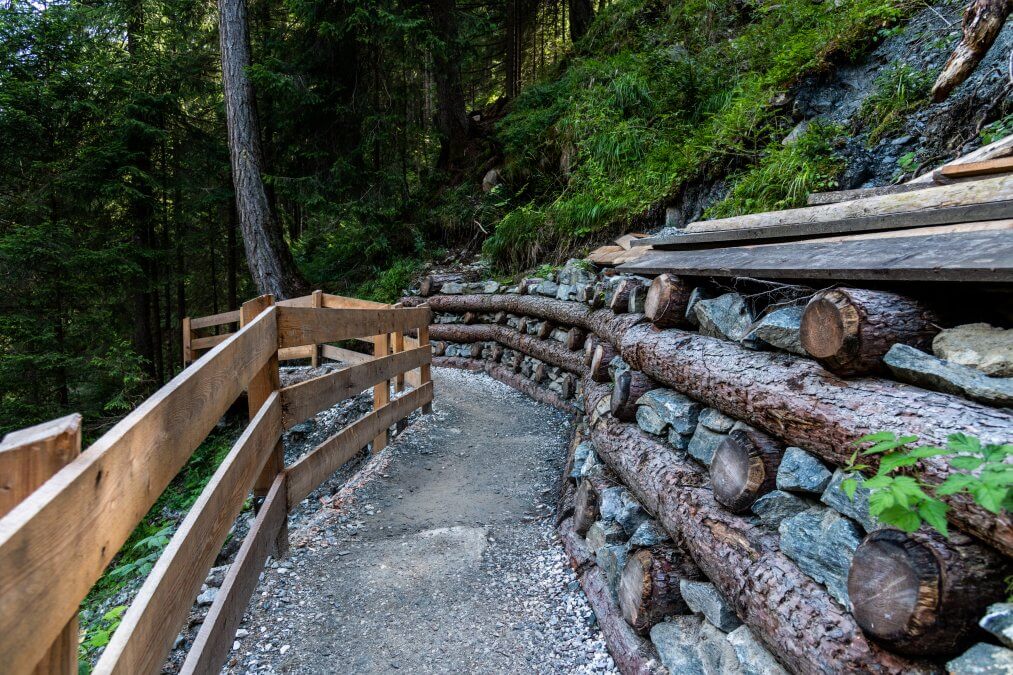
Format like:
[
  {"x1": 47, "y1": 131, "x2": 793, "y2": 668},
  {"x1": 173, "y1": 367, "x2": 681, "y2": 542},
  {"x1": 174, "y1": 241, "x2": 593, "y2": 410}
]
[
  {"x1": 897, "y1": 150, "x2": 918, "y2": 175},
  {"x1": 858, "y1": 63, "x2": 933, "y2": 145},
  {"x1": 843, "y1": 432, "x2": 1013, "y2": 536}
]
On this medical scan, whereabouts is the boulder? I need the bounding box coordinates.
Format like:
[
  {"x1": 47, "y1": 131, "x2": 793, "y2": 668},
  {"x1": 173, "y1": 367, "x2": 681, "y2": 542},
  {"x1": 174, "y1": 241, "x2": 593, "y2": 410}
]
[
  {"x1": 481, "y1": 168, "x2": 502, "y2": 192},
  {"x1": 555, "y1": 283, "x2": 574, "y2": 301},
  {"x1": 596, "y1": 543, "x2": 629, "y2": 600},
  {"x1": 884, "y1": 344, "x2": 1013, "y2": 407},
  {"x1": 440, "y1": 281, "x2": 464, "y2": 295},
  {"x1": 629, "y1": 519, "x2": 671, "y2": 548},
  {"x1": 820, "y1": 469, "x2": 880, "y2": 532},
  {"x1": 462, "y1": 280, "x2": 501, "y2": 294},
  {"x1": 687, "y1": 425, "x2": 727, "y2": 466},
  {"x1": 685, "y1": 287, "x2": 717, "y2": 327},
  {"x1": 679, "y1": 579, "x2": 742, "y2": 632},
  {"x1": 586, "y1": 519, "x2": 627, "y2": 550},
  {"x1": 699, "y1": 621, "x2": 742, "y2": 674},
  {"x1": 933, "y1": 323, "x2": 1013, "y2": 377},
  {"x1": 599, "y1": 486, "x2": 649, "y2": 535},
  {"x1": 637, "y1": 389, "x2": 702, "y2": 439},
  {"x1": 698, "y1": 407, "x2": 736, "y2": 433},
  {"x1": 650, "y1": 616, "x2": 706, "y2": 675},
  {"x1": 536, "y1": 280, "x2": 559, "y2": 297},
  {"x1": 751, "y1": 490, "x2": 811, "y2": 528},
  {"x1": 579, "y1": 450, "x2": 605, "y2": 477},
  {"x1": 726, "y1": 626, "x2": 788, "y2": 675},
  {"x1": 694, "y1": 293, "x2": 754, "y2": 343},
  {"x1": 558, "y1": 258, "x2": 596, "y2": 286},
  {"x1": 569, "y1": 442, "x2": 594, "y2": 479},
  {"x1": 776, "y1": 447, "x2": 832, "y2": 494},
  {"x1": 980, "y1": 603, "x2": 1013, "y2": 649},
  {"x1": 636, "y1": 405, "x2": 668, "y2": 436},
  {"x1": 748, "y1": 305, "x2": 806, "y2": 356},
  {"x1": 946, "y1": 643, "x2": 1013, "y2": 674},
  {"x1": 779, "y1": 507, "x2": 862, "y2": 607}
]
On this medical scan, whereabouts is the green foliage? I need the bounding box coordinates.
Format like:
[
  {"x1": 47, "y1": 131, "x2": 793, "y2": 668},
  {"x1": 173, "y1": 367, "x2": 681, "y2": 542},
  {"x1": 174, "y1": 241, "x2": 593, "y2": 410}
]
[
  {"x1": 981, "y1": 114, "x2": 1013, "y2": 146},
  {"x1": 355, "y1": 258, "x2": 425, "y2": 303},
  {"x1": 843, "y1": 432, "x2": 1013, "y2": 537},
  {"x1": 858, "y1": 62, "x2": 933, "y2": 145},
  {"x1": 705, "y1": 121, "x2": 845, "y2": 218}
]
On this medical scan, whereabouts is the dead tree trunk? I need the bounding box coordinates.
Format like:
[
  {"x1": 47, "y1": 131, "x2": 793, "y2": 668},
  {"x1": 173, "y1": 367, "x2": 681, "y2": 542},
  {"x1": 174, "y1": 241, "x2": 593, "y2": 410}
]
[
  {"x1": 618, "y1": 544, "x2": 701, "y2": 634},
  {"x1": 800, "y1": 288, "x2": 939, "y2": 376},
  {"x1": 931, "y1": 0, "x2": 1012, "y2": 101},
  {"x1": 710, "y1": 426, "x2": 784, "y2": 513},
  {"x1": 644, "y1": 274, "x2": 693, "y2": 328},
  {"x1": 218, "y1": 0, "x2": 306, "y2": 299},
  {"x1": 848, "y1": 528, "x2": 1011, "y2": 656}
]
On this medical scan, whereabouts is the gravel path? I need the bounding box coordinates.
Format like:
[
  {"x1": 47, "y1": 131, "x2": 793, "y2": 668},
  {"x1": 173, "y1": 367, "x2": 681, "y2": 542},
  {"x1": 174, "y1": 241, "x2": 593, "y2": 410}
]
[{"x1": 224, "y1": 367, "x2": 619, "y2": 674}]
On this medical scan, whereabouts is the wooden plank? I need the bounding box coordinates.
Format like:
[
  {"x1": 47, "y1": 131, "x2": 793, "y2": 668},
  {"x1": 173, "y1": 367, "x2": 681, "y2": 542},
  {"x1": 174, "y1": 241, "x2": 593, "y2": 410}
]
[
  {"x1": 191, "y1": 333, "x2": 232, "y2": 351},
  {"x1": 403, "y1": 335, "x2": 423, "y2": 389},
  {"x1": 311, "y1": 291, "x2": 323, "y2": 367},
  {"x1": 95, "y1": 394, "x2": 282, "y2": 674},
  {"x1": 614, "y1": 233, "x2": 648, "y2": 250},
  {"x1": 182, "y1": 317, "x2": 193, "y2": 366},
  {"x1": 588, "y1": 245, "x2": 624, "y2": 264},
  {"x1": 940, "y1": 156, "x2": 1013, "y2": 179},
  {"x1": 280, "y1": 346, "x2": 431, "y2": 429},
  {"x1": 276, "y1": 306, "x2": 430, "y2": 349},
  {"x1": 180, "y1": 473, "x2": 287, "y2": 675},
  {"x1": 393, "y1": 331, "x2": 406, "y2": 393},
  {"x1": 0, "y1": 307, "x2": 277, "y2": 674},
  {"x1": 371, "y1": 333, "x2": 391, "y2": 452},
  {"x1": 286, "y1": 382, "x2": 433, "y2": 506},
  {"x1": 636, "y1": 173, "x2": 1013, "y2": 246},
  {"x1": 618, "y1": 230, "x2": 1013, "y2": 283},
  {"x1": 0, "y1": 414, "x2": 82, "y2": 675},
  {"x1": 190, "y1": 309, "x2": 241, "y2": 330},
  {"x1": 278, "y1": 344, "x2": 315, "y2": 361},
  {"x1": 418, "y1": 324, "x2": 433, "y2": 415},
  {"x1": 806, "y1": 182, "x2": 932, "y2": 205},
  {"x1": 909, "y1": 134, "x2": 1013, "y2": 184},
  {"x1": 785, "y1": 218, "x2": 1012, "y2": 245},
  {"x1": 321, "y1": 293, "x2": 389, "y2": 310},
  {"x1": 320, "y1": 344, "x2": 372, "y2": 365},
  {"x1": 274, "y1": 295, "x2": 315, "y2": 308}
]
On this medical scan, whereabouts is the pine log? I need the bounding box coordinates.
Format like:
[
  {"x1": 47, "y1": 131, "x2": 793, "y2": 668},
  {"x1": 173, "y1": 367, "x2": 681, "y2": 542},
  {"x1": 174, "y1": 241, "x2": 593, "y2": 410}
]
[
  {"x1": 710, "y1": 426, "x2": 785, "y2": 513},
  {"x1": 420, "y1": 273, "x2": 465, "y2": 296},
  {"x1": 618, "y1": 544, "x2": 701, "y2": 634},
  {"x1": 538, "y1": 321, "x2": 555, "y2": 339},
  {"x1": 848, "y1": 528, "x2": 1012, "y2": 657},
  {"x1": 432, "y1": 357, "x2": 576, "y2": 412},
  {"x1": 931, "y1": 0, "x2": 1011, "y2": 102},
  {"x1": 617, "y1": 322, "x2": 1013, "y2": 557},
  {"x1": 583, "y1": 382, "x2": 936, "y2": 674},
  {"x1": 644, "y1": 274, "x2": 693, "y2": 328},
  {"x1": 584, "y1": 334, "x2": 600, "y2": 366},
  {"x1": 558, "y1": 518, "x2": 668, "y2": 675},
  {"x1": 533, "y1": 362, "x2": 548, "y2": 383},
  {"x1": 574, "y1": 474, "x2": 617, "y2": 536},
  {"x1": 462, "y1": 311, "x2": 477, "y2": 324},
  {"x1": 591, "y1": 343, "x2": 618, "y2": 383},
  {"x1": 489, "y1": 344, "x2": 504, "y2": 363},
  {"x1": 609, "y1": 278, "x2": 647, "y2": 313},
  {"x1": 429, "y1": 323, "x2": 586, "y2": 374},
  {"x1": 566, "y1": 327, "x2": 587, "y2": 351},
  {"x1": 610, "y1": 370, "x2": 656, "y2": 422},
  {"x1": 800, "y1": 288, "x2": 939, "y2": 376}
]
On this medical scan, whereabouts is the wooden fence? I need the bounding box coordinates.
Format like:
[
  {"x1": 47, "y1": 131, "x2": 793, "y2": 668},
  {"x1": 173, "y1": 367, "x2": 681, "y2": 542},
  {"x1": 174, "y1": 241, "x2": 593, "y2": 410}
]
[{"x1": 0, "y1": 292, "x2": 432, "y2": 674}]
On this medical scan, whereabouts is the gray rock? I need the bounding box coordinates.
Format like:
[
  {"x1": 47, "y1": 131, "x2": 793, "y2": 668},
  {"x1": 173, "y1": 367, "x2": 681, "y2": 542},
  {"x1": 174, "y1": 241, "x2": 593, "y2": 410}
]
[
  {"x1": 637, "y1": 389, "x2": 702, "y2": 439},
  {"x1": 629, "y1": 519, "x2": 671, "y2": 547},
  {"x1": 685, "y1": 286, "x2": 717, "y2": 327},
  {"x1": 636, "y1": 405, "x2": 668, "y2": 436},
  {"x1": 197, "y1": 587, "x2": 219, "y2": 606},
  {"x1": 555, "y1": 283, "x2": 575, "y2": 301},
  {"x1": 600, "y1": 486, "x2": 649, "y2": 535},
  {"x1": 462, "y1": 280, "x2": 500, "y2": 294},
  {"x1": 650, "y1": 616, "x2": 706, "y2": 675},
  {"x1": 980, "y1": 603, "x2": 1013, "y2": 649},
  {"x1": 749, "y1": 306, "x2": 807, "y2": 356},
  {"x1": 665, "y1": 206, "x2": 684, "y2": 229},
  {"x1": 698, "y1": 408, "x2": 736, "y2": 433},
  {"x1": 205, "y1": 564, "x2": 229, "y2": 588},
  {"x1": 781, "y1": 120, "x2": 809, "y2": 145},
  {"x1": 440, "y1": 281, "x2": 464, "y2": 295},
  {"x1": 933, "y1": 323, "x2": 1013, "y2": 377},
  {"x1": 776, "y1": 447, "x2": 832, "y2": 494},
  {"x1": 699, "y1": 621, "x2": 742, "y2": 674},
  {"x1": 536, "y1": 280, "x2": 559, "y2": 297},
  {"x1": 751, "y1": 490, "x2": 811, "y2": 528},
  {"x1": 558, "y1": 258, "x2": 596, "y2": 286},
  {"x1": 687, "y1": 425, "x2": 727, "y2": 466},
  {"x1": 779, "y1": 506, "x2": 862, "y2": 606},
  {"x1": 946, "y1": 643, "x2": 1013, "y2": 674},
  {"x1": 884, "y1": 344, "x2": 1013, "y2": 407},
  {"x1": 596, "y1": 544, "x2": 629, "y2": 601},
  {"x1": 586, "y1": 520, "x2": 627, "y2": 550},
  {"x1": 569, "y1": 442, "x2": 594, "y2": 479},
  {"x1": 727, "y1": 626, "x2": 788, "y2": 675},
  {"x1": 680, "y1": 579, "x2": 742, "y2": 632},
  {"x1": 608, "y1": 356, "x2": 630, "y2": 382},
  {"x1": 820, "y1": 469, "x2": 880, "y2": 532},
  {"x1": 695, "y1": 293, "x2": 754, "y2": 342},
  {"x1": 579, "y1": 450, "x2": 605, "y2": 477}
]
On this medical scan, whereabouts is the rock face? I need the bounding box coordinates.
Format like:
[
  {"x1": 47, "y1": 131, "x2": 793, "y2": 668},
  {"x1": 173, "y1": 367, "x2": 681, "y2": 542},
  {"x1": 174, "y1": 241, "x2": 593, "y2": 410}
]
[
  {"x1": 751, "y1": 490, "x2": 811, "y2": 528},
  {"x1": 980, "y1": 603, "x2": 1013, "y2": 649},
  {"x1": 694, "y1": 293, "x2": 754, "y2": 343},
  {"x1": 687, "y1": 425, "x2": 727, "y2": 466},
  {"x1": 748, "y1": 305, "x2": 807, "y2": 356},
  {"x1": 946, "y1": 643, "x2": 1013, "y2": 674},
  {"x1": 776, "y1": 447, "x2": 832, "y2": 494},
  {"x1": 698, "y1": 407, "x2": 736, "y2": 433},
  {"x1": 884, "y1": 344, "x2": 1013, "y2": 407},
  {"x1": 779, "y1": 507, "x2": 862, "y2": 607},
  {"x1": 933, "y1": 323, "x2": 1013, "y2": 377},
  {"x1": 679, "y1": 580, "x2": 742, "y2": 632},
  {"x1": 820, "y1": 469, "x2": 879, "y2": 532},
  {"x1": 727, "y1": 625, "x2": 788, "y2": 675},
  {"x1": 650, "y1": 616, "x2": 706, "y2": 674},
  {"x1": 599, "y1": 487, "x2": 649, "y2": 535}
]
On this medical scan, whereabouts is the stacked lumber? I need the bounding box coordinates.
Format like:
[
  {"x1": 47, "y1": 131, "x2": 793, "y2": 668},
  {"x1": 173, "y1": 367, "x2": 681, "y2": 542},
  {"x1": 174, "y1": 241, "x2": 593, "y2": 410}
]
[{"x1": 415, "y1": 268, "x2": 1012, "y2": 674}]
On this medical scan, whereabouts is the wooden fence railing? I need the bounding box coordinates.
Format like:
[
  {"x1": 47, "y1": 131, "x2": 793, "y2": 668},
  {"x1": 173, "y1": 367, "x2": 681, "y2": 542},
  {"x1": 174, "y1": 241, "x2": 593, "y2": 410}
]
[{"x1": 0, "y1": 293, "x2": 432, "y2": 674}]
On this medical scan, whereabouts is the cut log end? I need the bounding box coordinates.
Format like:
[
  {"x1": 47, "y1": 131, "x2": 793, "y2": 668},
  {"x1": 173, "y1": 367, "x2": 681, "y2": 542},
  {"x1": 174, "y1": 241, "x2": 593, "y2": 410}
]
[
  {"x1": 619, "y1": 546, "x2": 694, "y2": 634},
  {"x1": 799, "y1": 296, "x2": 850, "y2": 359},
  {"x1": 644, "y1": 274, "x2": 693, "y2": 328},
  {"x1": 573, "y1": 478, "x2": 601, "y2": 537},
  {"x1": 591, "y1": 343, "x2": 617, "y2": 383},
  {"x1": 610, "y1": 370, "x2": 654, "y2": 423},
  {"x1": 710, "y1": 427, "x2": 783, "y2": 513}
]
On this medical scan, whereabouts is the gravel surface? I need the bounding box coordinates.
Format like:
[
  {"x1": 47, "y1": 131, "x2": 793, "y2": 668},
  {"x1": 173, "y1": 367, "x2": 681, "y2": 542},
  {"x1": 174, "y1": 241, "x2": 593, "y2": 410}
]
[{"x1": 220, "y1": 367, "x2": 619, "y2": 674}]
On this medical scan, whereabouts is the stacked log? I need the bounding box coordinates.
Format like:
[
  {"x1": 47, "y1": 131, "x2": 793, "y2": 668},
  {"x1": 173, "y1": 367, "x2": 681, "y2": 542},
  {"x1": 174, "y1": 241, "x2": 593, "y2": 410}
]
[
  {"x1": 644, "y1": 274, "x2": 693, "y2": 328},
  {"x1": 618, "y1": 544, "x2": 701, "y2": 634},
  {"x1": 591, "y1": 343, "x2": 618, "y2": 383},
  {"x1": 710, "y1": 425, "x2": 784, "y2": 513},
  {"x1": 610, "y1": 370, "x2": 656, "y2": 423}
]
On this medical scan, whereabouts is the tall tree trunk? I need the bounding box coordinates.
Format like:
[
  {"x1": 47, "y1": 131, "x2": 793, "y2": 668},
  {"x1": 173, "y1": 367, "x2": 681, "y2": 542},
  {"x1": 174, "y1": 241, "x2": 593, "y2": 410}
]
[
  {"x1": 217, "y1": 0, "x2": 306, "y2": 299},
  {"x1": 227, "y1": 200, "x2": 239, "y2": 311},
  {"x1": 568, "y1": 0, "x2": 594, "y2": 42},
  {"x1": 430, "y1": 0, "x2": 472, "y2": 171}
]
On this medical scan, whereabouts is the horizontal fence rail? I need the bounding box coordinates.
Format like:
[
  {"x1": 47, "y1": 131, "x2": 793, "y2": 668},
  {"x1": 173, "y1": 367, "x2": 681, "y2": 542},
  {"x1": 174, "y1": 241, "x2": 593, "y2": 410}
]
[{"x1": 0, "y1": 291, "x2": 432, "y2": 674}]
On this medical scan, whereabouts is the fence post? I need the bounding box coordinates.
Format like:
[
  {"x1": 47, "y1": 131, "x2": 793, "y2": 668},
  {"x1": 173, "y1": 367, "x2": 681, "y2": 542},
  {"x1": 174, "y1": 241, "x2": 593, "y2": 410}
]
[
  {"x1": 392, "y1": 303, "x2": 406, "y2": 395},
  {"x1": 418, "y1": 313, "x2": 433, "y2": 414},
  {"x1": 182, "y1": 316, "x2": 193, "y2": 366},
  {"x1": 0, "y1": 413, "x2": 82, "y2": 674},
  {"x1": 371, "y1": 332, "x2": 391, "y2": 452},
  {"x1": 240, "y1": 294, "x2": 288, "y2": 557},
  {"x1": 311, "y1": 290, "x2": 323, "y2": 367}
]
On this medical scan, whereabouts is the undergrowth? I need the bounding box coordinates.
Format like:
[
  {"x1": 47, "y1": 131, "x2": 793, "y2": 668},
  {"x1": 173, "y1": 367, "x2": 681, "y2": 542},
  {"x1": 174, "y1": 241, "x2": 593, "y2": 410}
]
[{"x1": 858, "y1": 62, "x2": 934, "y2": 145}]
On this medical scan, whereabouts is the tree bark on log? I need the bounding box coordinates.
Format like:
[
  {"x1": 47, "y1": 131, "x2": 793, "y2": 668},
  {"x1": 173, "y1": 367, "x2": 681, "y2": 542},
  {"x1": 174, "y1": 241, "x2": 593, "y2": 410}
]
[
  {"x1": 800, "y1": 288, "x2": 939, "y2": 376},
  {"x1": 429, "y1": 324, "x2": 586, "y2": 374},
  {"x1": 583, "y1": 382, "x2": 936, "y2": 674},
  {"x1": 618, "y1": 323, "x2": 1013, "y2": 557},
  {"x1": 848, "y1": 528, "x2": 1012, "y2": 657},
  {"x1": 618, "y1": 544, "x2": 701, "y2": 634},
  {"x1": 610, "y1": 370, "x2": 656, "y2": 422},
  {"x1": 710, "y1": 426, "x2": 784, "y2": 513},
  {"x1": 644, "y1": 274, "x2": 693, "y2": 328},
  {"x1": 433, "y1": 356, "x2": 576, "y2": 412},
  {"x1": 558, "y1": 518, "x2": 668, "y2": 675},
  {"x1": 609, "y1": 278, "x2": 647, "y2": 314},
  {"x1": 931, "y1": 0, "x2": 1012, "y2": 102}
]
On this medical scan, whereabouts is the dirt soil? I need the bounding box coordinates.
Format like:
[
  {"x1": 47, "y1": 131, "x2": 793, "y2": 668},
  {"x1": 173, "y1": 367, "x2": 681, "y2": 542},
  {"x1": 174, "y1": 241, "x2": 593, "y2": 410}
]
[{"x1": 223, "y1": 367, "x2": 619, "y2": 674}]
